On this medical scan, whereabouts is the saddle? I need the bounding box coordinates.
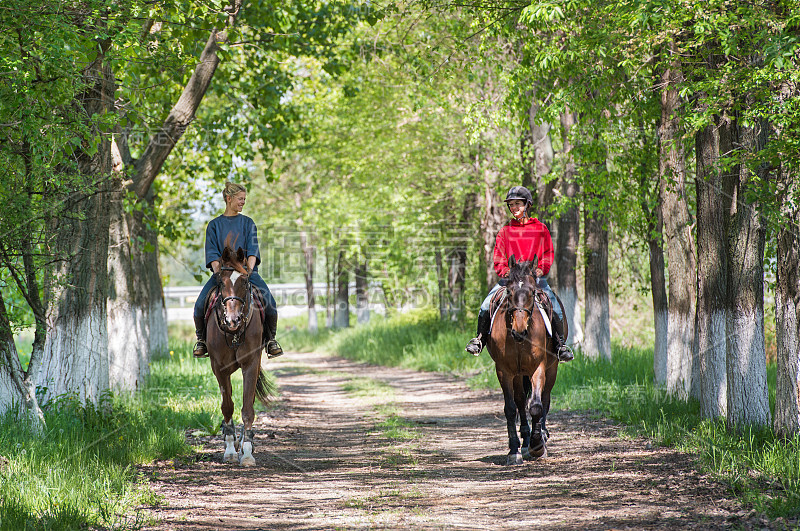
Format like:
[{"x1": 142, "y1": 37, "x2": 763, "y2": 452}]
[{"x1": 489, "y1": 283, "x2": 555, "y2": 336}]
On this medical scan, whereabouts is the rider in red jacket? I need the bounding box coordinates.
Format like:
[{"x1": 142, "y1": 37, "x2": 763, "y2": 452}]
[{"x1": 465, "y1": 186, "x2": 574, "y2": 362}]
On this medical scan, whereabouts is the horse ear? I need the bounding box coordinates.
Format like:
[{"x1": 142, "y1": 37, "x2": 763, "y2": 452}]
[
  {"x1": 508, "y1": 255, "x2": 517, "y2": 269},
  {"x1": 236, "y1": 247, "x2": 246, "y2": 264},
  {"x1": 532, "y1": 254, "x2": 538, "y2": 272},
  {"x1": 221, "y1": 246, "x2": 231, "y2": 262}
]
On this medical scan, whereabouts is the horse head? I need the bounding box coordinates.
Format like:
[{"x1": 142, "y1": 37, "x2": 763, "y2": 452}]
[
  {"x1": 217, "y1": 245, "x2": 251, "y2": 332},
  {"x1": 506, "y1": 254, "x2": 538, "y2": 343}
]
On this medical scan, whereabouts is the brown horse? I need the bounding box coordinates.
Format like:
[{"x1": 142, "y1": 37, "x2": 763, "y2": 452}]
[
  {"x1": 206, "y1": 244, "x2": 271, "y2": 466},
  {"x1": 487, "y1": 255, "x2": 565, "y2": 465}
]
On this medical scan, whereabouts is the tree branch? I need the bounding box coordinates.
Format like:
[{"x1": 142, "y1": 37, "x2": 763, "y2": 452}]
[{"x1": 132, "y1": 0, "x2": 243, "y2": 198}]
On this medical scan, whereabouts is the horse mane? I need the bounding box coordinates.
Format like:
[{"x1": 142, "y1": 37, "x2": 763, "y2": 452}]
[
  {"x1": 508, "y1": 260, "x2": 536, "y2": 286},
  {"x1": 221, "y1": 234, "x2": 249, "y2": 276}
]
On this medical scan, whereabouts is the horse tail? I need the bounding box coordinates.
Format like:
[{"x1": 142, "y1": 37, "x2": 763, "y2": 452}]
[{"x1": 255, "y1": 368, "x2": 276, "y2": 406}]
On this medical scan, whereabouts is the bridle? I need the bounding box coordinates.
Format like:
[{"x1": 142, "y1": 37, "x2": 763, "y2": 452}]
[
  {"x1": 214, "y1": 265, "x2": 253, "y2": 350},
  {"x1": 507, "y1": 279, "x2": 535, "y2": 321}
]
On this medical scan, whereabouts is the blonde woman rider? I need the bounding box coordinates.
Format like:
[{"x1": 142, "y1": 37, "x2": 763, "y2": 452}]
[{"x1": 192, "y1": 182, "x2": 283, "y2": 359}]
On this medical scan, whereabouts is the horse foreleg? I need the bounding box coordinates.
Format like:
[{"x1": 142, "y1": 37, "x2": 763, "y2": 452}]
[
  {"x1": 238, "y1": 362, "x2": 259, "y2": 467},
  {"x1": 498, "y1": 370, "x2": 523, "y2": 465},
  {"x1": 215, "y1": 373, "x2": 238, "y2": 463}
]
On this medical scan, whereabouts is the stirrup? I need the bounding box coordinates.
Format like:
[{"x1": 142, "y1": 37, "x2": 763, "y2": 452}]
[
  {"x1": 557, "y1": 344, "x2": 574, "y2": 362},
  {"x1": 193, "y1": 340, "x2": 209, "y2": 358},
  {"x1": 266, "y1": 339, "x2": 283, "y2": 359},
  {"x1": 465, "y1": 337, "x2": 483, "y2": 356}
]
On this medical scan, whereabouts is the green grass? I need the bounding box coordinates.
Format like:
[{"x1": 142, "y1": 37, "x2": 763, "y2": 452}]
[
  {"x1": 0, "y1": 338, "x2": 276, "y2": 530},
  {"x1": 284, "y1": 309, "x2": 800, "y2": 519}
]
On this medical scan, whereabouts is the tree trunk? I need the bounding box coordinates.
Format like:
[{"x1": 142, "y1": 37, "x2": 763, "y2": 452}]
[
  {"x1": 333, "y1": 250, "x2": 349, "y2": 329},
  {"x1": 446, "y1": 242, "x2": 468, "y2": 320},
  {"x1": 355, "y1": 261, "x2": 369, "y2": 325},
  {"x1": 479, "y1": 152, "x2": 505, "y2": 290},
  {"x1": 442, "y1": 193, "x2": 472, "y2": 321},
  {"x1": 640, "y1": 172, "x2": 668, "y2": 383},
  {"x1": 658, "y1": 48, "x2": 696, "y2": 400},
  {"x1": 557, "y1": 109, "x2": 583, "y2": 347},
  {"x1": 37, "y1": 46, "x2": 114, "y2": 403},
  {"x1": 0, "y1": 290, "x2": 45, "y2": 430},
  {"x1": 725, "y1": 117, "x2": 770, "y2": 429},
  {"x1": 436, "y1": 249, "x2": 447, "y2": 320},
  {"x1": 0, "y1": 163, "x2": 47, "y2": 427},
  {"x1": 299, "y1": 228, "x2": 317, "y2": 332},
  {"x1": 695, "y1": 117, "x2": 729, "y2": 418},
  {"x1": 583, "y1": 201, "x2": 611, "y2": 360},
  {"x1": 325, "y1": 247, "x2": 333, "y2": 328},
  {"x1": 525, "y1": 102, "x2": 559, "y2": 288},
  {"x1": 107, "y1": 179, "x2": 165, "y2": 392},
  {"x1": 775, "y1": 163, "x2": 800, "y2": 436}
]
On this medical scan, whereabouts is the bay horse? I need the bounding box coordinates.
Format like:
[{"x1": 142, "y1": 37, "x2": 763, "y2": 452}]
[
  {"x1": 487, "y1": 255, "x2": 565, "y2": 465},
  {"x1": 206, "y1": 244, "x2": 271, "y2": 466}
]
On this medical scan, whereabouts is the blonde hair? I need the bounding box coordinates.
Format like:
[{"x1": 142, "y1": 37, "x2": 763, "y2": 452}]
[{"x1": 223, "y1": 181, "x2": 247, "y2": 200}]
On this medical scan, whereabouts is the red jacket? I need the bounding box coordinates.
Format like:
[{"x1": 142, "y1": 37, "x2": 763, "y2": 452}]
[{"x1": 493, "y1": 218, "x2": 554, "y2": 278}]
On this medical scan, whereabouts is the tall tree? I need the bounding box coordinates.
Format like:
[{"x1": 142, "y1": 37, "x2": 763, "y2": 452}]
[
  {"x1": 557, "y1": 110, "x2": 583, "y2": 348},
  {"x1": 775, "y1": 162, "x2": 800, "y2": 435},
  {"x1": 695, "y1": 115, "x2": 730, "y2": 417},
  {"x1": 658, "y1": 45, "x2": 696, "y2": 400},
  {"x1": 38, "y1": 38, "x2": 116, "y2": 401},
  {"x1": 724, "y1": 116, "x2": 770, "y2": 428},
  {"x1": 583, "y1": 195, "x2": 611, "y2": 360}
]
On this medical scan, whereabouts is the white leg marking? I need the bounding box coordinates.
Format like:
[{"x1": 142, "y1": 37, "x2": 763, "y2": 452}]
[
  {"x1": 239, "y1": 441, "x2": 255, "y2": 466},
  {"x1": 223, "y1": 434, "x2": 238, "y2": 463}
]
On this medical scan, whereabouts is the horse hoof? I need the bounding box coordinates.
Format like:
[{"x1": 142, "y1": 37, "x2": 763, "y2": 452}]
[
  {"x1": 529, "y1": 443, "x2": 547, "y2": 459},
  {"x1": 223, "y1": 451, "x2": 239, "y2": 463},
  {"x1": 239, "y1": 441, "x2": 255, "y2": 466},
  {"x1": 506, "y1": 452, "x2": 523, "y2": 466},
  {"x1": 522, "y1": 446, "x2": 531, "y2": 460}
]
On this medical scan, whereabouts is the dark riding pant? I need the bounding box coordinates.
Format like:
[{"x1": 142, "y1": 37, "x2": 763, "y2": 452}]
[{"x1": 249, "y1": 272, "x2": 278, "y2": 317}]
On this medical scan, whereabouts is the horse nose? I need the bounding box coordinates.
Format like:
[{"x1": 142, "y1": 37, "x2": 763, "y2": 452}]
[{"x1": 511, "y1": 329, "x2": 527, "y2": 343}]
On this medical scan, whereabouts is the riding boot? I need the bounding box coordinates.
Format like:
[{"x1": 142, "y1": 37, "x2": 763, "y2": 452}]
[
  {"x1": 192, "y1": 314, "x2": 208, "y2": 358},
  {"x1": 465, "y1": 310, "x2": 491, "y2": 356},
  {"x1": 263, "y1": 313, "x2": 283, "y2": 359},
  {"x1": 552, "y1": 315, "x2": 574, "y2": 362}
]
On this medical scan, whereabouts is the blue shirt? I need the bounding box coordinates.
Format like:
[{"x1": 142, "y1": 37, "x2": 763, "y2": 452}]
[{"x1": 204, "y1": 214, "x2": 261, "y2": 272}]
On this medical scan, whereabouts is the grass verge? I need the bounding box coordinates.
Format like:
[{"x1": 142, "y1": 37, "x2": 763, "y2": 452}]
[
  {"x1": 0, "y1": 339, "x2": 275, "y2": 530},
  {"x1": 284, "y1": 308, "x2": 800, "y2": 519}
]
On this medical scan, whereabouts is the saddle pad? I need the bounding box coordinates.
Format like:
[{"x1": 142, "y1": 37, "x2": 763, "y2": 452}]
[
  {"x1": 489, "y1": 288, "x2": 507, "y2": 333},
  {"x1": 204, "y1": 288, "x2": 219, "y2": 323}
]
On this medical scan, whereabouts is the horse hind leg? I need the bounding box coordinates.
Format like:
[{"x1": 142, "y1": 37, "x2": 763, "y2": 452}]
[{"x1": 517, "y1": 376, "x2": 532, "y2": 459}]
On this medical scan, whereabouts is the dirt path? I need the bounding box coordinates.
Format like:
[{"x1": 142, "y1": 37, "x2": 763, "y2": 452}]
[{"x1": 140, "y1": 351, "x2": 769, "y2": 530}]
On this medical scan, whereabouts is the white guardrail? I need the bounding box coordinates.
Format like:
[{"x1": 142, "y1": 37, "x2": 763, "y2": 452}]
[{"x1": 163, "y1": 282, "x2": 376, "y2": 321}]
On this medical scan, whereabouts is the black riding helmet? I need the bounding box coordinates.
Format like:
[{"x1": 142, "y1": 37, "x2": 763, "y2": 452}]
[{"x1": 504, "y1": 185, "x2": 533, "y2": 205}]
